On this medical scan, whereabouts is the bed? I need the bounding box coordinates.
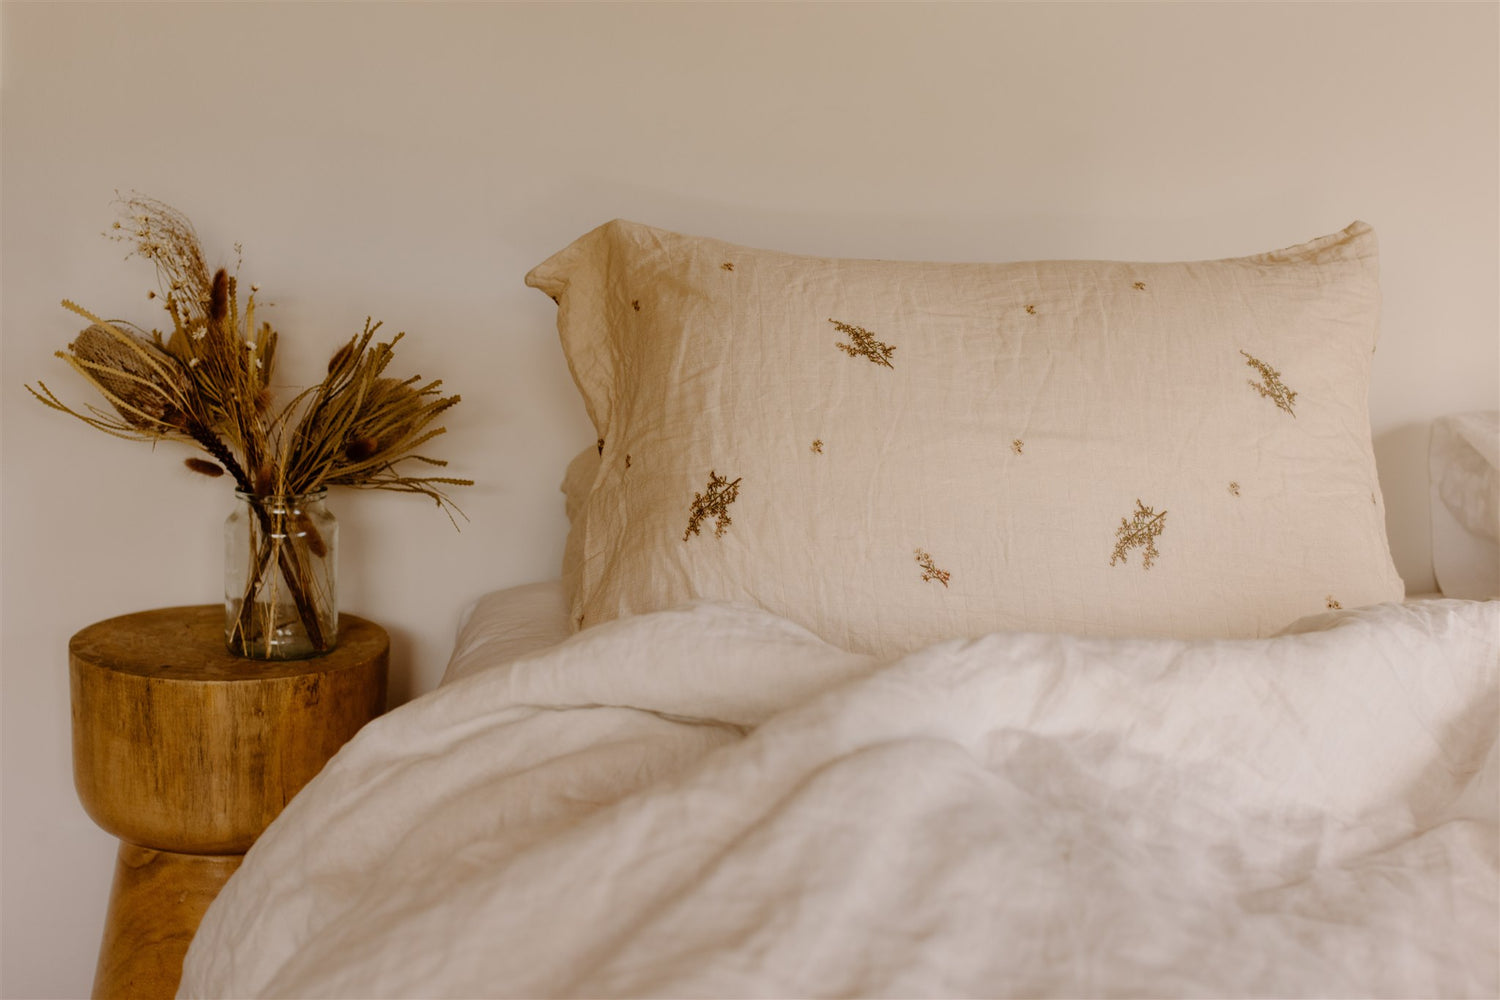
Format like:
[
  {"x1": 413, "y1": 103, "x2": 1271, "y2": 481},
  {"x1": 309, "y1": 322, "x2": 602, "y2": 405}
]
[{"x1": 178, "y1": 221, "x2": 1499, "y2": 998}]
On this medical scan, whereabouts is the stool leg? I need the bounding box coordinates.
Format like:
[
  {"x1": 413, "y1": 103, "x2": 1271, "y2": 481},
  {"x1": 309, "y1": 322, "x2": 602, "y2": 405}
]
[{"x1": 92, "y1": 843, "x2": 242, "y2": 1000}]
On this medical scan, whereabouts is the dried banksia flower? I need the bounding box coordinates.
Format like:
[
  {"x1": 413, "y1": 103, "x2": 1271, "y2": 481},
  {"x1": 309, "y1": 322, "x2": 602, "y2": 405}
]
[
  {"x1": 67, "y1": 323, "x2": 187, "y2": 429},
  {"x1": 184, "y1": 457, "x2": 225, "y2": 477},
  {"x1": 352, "y1": 377, "x2": 422, "y2": 446}
]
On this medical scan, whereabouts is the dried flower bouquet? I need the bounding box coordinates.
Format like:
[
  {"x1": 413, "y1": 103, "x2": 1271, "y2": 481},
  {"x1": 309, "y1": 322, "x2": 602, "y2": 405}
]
[{"x1": 27, "y1": 195, "x2": 470, "y2": 657}]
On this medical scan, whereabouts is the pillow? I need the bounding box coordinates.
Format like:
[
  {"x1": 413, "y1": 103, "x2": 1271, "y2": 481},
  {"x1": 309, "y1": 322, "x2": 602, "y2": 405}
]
[
  {"x1": 1430, "y1": 411, "x2": 1499, "y2": 600},
  {"x1": 559, "y1": 443, "x2": 601, "y2": 601},
  {"x1": 526, "y1": 219, "x2": 1404, "y2": 655},
  {"x1": 442, "y1": 581, "x2": 573, "y2": 686}
]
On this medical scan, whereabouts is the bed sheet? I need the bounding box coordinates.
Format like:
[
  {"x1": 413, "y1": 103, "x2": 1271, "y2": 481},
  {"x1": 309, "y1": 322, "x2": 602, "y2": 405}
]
[
  {"x1": 181, "y1": 597, "x2": 1499, "y2": 998},
  {"x1": 443, "y1": 581, "x2": 1458, "y2": 688}
]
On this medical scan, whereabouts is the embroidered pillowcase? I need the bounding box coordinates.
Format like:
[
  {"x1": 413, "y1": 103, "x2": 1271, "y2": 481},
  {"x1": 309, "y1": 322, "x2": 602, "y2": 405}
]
[
  {"x1": 559, "y1": 444, "x2": 600, "y2": 605},
  {"x1": 527, "y1": 219, "x2": 1403, "y2": 656}
]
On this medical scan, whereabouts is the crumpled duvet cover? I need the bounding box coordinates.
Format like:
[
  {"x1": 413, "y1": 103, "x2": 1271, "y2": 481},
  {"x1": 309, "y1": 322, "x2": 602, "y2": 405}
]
[{"x1": 179, "y1": 598, "x2": 1500, "y2": 999}]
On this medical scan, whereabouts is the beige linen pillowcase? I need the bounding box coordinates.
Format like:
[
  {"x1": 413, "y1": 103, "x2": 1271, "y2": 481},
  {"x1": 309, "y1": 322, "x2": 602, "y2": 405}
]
[
  {"x1": 559, "y1": 444, "x2": 600, "y2": 603},
  {"x1": 527, "y1": 219, "x2": 1403, "y2": 656}
]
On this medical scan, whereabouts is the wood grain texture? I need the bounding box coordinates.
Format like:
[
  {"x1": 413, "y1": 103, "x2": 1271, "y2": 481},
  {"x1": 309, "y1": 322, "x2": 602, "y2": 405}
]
[
  {"x1": 92, "y1": 844, "x2": 241, "y2": 1000},
  {"x1": 70, "y1": 605, "x2": 388, "y2": 999},
  {"x1": 71, "y1": 605, "x2": 388, "y2": 853}
]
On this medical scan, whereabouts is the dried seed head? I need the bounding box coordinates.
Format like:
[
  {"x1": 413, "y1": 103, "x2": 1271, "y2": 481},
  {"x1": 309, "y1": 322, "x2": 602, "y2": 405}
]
[
  {"x1": 184, "y1": 457, "x2": 225, "y2": 478},
  {"x1": 294, "y1": 513, "x2": 328, "y2": 558},
  {"x1": 209, "y1": 268, "x2": 229, "y2": 322},
  {"x1": 345, "y1": 435, "x2": 380, "y2": 462},
  {"x1": 327, "y1": 339, "x2": 355, "y2": 374},
  {"x1": 251, "y1": 464, "x2": 275, "y2": 496}
]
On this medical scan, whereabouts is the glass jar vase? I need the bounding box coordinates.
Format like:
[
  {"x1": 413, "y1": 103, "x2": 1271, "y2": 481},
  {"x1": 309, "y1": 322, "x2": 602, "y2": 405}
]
[{"x1": 225, "y1": 491, "x2": 338, "y2": 659}]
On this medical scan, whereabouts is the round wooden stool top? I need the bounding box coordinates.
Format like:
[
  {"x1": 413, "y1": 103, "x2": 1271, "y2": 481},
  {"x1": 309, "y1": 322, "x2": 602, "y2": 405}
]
[{"x1": 70, "y1": 605, "x2": 388, "y2": 855}]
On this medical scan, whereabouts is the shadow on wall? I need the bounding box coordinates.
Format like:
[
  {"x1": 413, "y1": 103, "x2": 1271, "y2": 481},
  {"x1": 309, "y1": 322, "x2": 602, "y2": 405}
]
[
  {"x1": 1374, "y1": 422, "x2": 1435, "y2": 596},
  {"x1": 377, "y1": 624, "x2": 418, "y2": 709}
]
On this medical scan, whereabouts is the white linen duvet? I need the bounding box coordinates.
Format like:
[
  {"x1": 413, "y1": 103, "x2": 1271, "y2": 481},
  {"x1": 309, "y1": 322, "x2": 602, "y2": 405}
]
[{"x1": 180, "y1": 597, "x2": 1499, "y2": 999}]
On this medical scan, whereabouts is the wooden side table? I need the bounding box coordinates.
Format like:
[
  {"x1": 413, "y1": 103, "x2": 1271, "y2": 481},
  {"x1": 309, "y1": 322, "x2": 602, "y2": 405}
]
[{"x1": 70, "y1": 605, "x2": 388, "y2": 1000}]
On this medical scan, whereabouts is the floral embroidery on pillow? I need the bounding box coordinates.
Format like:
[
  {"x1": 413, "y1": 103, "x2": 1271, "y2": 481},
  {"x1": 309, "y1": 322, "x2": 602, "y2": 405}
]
[
  {"x1": 1133, "y1": 281, "x2": 1147, "y2": 291},
  {"x1": 1229, "y1": 481, "x2": 1241, "y2": 496},
  {"x1": 915, "y1": 549, "x2": 950, "y2": 587},
  {"x1": 829, "y1": 319, "x2": 895, "y2": 368},
  {"x1": 720, "y1": 262, "x2": 735, "y2": 271},
  {"x1": 1325, "y1": 596, "x2": 1341, "y2": 610},
  {"x1": 1241, "y1": 350, "x2": 1297, "y2": 416},
  {"x1": 1011, "y1": 439, "x2": 1024, "y2": 455},
  {"x1": 684, "y1": 471, "x2": 742, "y2": 541},
  {"x1": 811, "y1": 439, "x2": 824, "y2": 454},
  {"x1": 1111, "y1": 500, "x2": 1167, "y2": 569},
  {"x1": 1024, "y1": 304, "x2": 1037, "y2": 315}
]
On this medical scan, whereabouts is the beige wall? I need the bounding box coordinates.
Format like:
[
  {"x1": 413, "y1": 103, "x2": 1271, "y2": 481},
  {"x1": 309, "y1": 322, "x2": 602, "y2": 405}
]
[{"x1": 2, "y1": 3, "x2": 1495, "y2": 995}]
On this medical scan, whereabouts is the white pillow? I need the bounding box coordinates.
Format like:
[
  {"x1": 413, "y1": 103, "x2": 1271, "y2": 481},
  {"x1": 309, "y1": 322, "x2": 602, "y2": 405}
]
[
  {"x1": 442, "y1": 581, "x2": 573, "y2": 685},
  {"x1": 527, "y1": 219, "x2": 1404, "y2": 655},
  {"x1": 1430, "y1": 411, "x2": 1500, "y2": 599}
]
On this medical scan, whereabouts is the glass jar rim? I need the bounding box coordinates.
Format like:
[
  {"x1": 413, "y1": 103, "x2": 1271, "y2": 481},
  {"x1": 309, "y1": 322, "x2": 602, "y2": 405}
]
[{"x1": 233, "y1": 488, "x2": 328, "y2": 503}]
